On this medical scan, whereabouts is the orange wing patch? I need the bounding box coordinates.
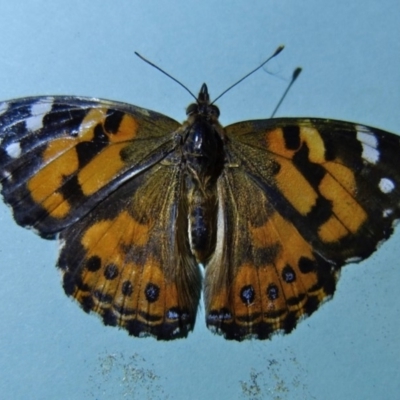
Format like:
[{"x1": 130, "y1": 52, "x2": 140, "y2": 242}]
[
  {"x1": 27, "y1": 108, "x2": 140, "y2": 219},
  {"x1": 265, "y1": 125, "x2": 325, "y2": 162},
  {"x1": 272, "y1": 156, "x2": 318, "y2": 216}
]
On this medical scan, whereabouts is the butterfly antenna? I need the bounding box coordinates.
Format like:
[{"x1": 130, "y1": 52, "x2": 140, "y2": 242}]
[
  {"x1": 135, "y1": 52, "x2": 197, "y2": 101},
  {"x1": 270, "y1": 67, "x2": 302, "y2": 118},
  {"x1": 211, "y1": 45, "x2": 285, "y2": 104}
]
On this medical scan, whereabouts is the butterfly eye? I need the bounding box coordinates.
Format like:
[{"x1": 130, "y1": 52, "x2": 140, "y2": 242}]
[
  {"x1": 186, "y1": 103, "x2": 198, "y2": 116},
  {"x1": 209, "y1": 104, "x2": 220, "y2": 118}
]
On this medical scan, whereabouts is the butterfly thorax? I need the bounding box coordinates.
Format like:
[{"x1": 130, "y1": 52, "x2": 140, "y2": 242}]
[{"x1": 182, "y1": 84, "x2": 225, "y2": 263}]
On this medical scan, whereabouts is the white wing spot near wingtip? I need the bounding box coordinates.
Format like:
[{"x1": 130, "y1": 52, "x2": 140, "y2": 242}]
[
  {"x1": 356, "y1": 127, "x2": 378, "y2": 147},
  {"x1": 26, "y1": 97, "x2": 54, "y2": 131},
  {"x1": 363, "y1": 147, "x2": 380, "y2": 164},
  {"x1": 357, "y1": 127, "x2": 380, "y2": 164},
  {"x1": 379, "y1": 178, "x2": 395, "y2": 194},
  {"x1": 0, "y1": 102, "x2": 8, "y2": 116},
  {"x1": 5, "y1": 142, "x2": 21, "y2": 158},
  {"x1": 383, "y1": 208, "x2": 393, "y2": 218}
]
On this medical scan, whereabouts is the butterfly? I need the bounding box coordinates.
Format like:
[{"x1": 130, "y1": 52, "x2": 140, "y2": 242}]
[{"x1": 0, "y1": 64, "x2": 399, "y2": 341}]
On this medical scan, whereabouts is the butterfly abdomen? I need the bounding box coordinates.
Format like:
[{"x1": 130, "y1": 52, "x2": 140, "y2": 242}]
[
  {"x1": 182, "y1": 103, "x2": 225, "y2": 263},
  {"x1": 187, "y1": 187, "x2": 218, "y2": 262}
]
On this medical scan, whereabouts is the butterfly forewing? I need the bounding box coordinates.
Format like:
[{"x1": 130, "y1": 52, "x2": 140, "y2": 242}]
[{"x1": 0, "y1": 96, "x2": 179, "y2": 237}]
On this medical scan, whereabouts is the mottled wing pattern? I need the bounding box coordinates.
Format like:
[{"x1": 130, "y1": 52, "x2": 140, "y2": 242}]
[
  {"x1": 0, "y1": 96, "x2": 201, "y2": 339},
  {"x1": 205, "y1": 118, "x2": 400, "y2": 340}
]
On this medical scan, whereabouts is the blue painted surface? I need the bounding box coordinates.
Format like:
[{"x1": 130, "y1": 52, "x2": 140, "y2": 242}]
[{"x1": 0, "y1": 1, "x2": 399, "y2": 398}]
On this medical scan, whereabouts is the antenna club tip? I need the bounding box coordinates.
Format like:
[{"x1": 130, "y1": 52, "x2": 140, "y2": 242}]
[{"x1": 293, "y1": 67, "x2": 302, "y2": 79}]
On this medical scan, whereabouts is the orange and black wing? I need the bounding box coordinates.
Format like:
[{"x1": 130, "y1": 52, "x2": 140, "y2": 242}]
[
  {"x1": 205, "y1": 118, "x2": 400, "y2": 341},
  {"x1": 0, "y1": 96, "x2": 201, "y2": 339},
  {"x1": 0, "y1": 96, "x2": 178, "y2": 235}
]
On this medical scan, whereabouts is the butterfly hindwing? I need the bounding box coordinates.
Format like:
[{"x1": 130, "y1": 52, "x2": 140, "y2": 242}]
[
  {"x1": 59, "y1": 160, "x2": 201, "y2": 340},
  {"x1": 205, "y1": 118, "x2": 400, "y2": 340}
]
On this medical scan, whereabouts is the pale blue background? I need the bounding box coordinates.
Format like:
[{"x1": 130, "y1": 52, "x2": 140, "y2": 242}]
[{"x1": 0, "y1": 1, "x2": 399, "y2": 399}]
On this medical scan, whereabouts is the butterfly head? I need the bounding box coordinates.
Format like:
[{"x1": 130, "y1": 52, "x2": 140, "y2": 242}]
[{"x1": 186, "y1": 83, "x2": 220, "y2": 121}]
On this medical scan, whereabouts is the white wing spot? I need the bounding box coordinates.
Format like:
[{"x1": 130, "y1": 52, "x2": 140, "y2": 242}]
[
  {"x1": 357, "y1": 127, "x2": 380, "y2": 164},
  {"x1": 356, "y1": 127, "x2": 378, "y2": 147},
  {"x1": 383, "y1": 208, "x2": 393, "y2": 218},
  {"x1": 26, "y1": 98, "x2": 54, "y2": 131},
  {"x1": 379, "y1": 177, "x2": 395, "y2": 194},
  {"x1": 362, "y1": 146, "x2": 379, "y2": 164},
  {"x1": 0, "y1": 102, "x2": 8, "y2": 116},
  {"x1": 5, "y1": 142, "x2": 21, "y2": 158}
]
